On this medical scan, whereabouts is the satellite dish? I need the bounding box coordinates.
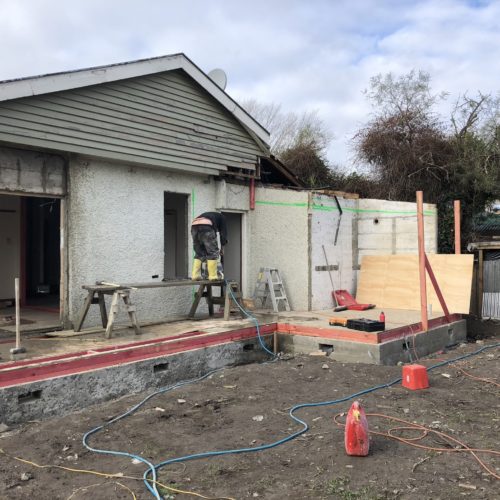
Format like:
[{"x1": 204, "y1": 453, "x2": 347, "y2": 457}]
[{"x1": 208, "y1": 68, "x2": 227, "y2": 90}]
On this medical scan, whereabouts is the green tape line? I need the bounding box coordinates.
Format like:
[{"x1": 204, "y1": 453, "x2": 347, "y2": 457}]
[
  {"x1": 312, "y1": 204, "x2": 436, "y2": 216},
  {"x1": 255, "y1": 200, "x2": 308, "y2": 208},
  {"x1": 255, "y1": 199, "x2": 435, "y2": 216}
]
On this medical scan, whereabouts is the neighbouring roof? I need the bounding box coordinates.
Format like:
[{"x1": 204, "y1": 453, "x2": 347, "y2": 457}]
[
  {"x1": 474, "y1": 215, "x2": 500, "y2": 236},
  {"x1": 0, "y1": 53, "x2": 270, "y2": 147},
  {"x1": 260, "y1": 155, "x2": 304, "y2": 187}
]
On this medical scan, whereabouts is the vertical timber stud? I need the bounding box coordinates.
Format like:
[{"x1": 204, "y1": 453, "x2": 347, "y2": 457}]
[
  {"x1": 454, "y1": 200, "x2": 461, "y2": 254},
  {"x1": 416, "y1": 191, "x2": 429, "y2": 331},
  {"x1": 60, "y1": 197, "x2": 70, "y2": 328},
  {"x1": 478, "y1": 249, "x2": 484, "y2": 318},
  {"x1": 15, "y1": 278, "x2": 21, "y2": 350},
  {"x1": 307, "y1": 192, "x2": 313, "y2": 311},
  {"x1": 249, "y1": 177, "x2": 255, "y2": 210}
]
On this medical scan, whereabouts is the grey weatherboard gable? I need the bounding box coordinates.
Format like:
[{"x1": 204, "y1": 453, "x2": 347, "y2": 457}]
[{"x1": 0, "y1": 69, "x2": 267, "y2": 176}]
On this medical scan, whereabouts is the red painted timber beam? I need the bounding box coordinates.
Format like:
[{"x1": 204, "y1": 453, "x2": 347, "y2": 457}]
[{"x1": 0, "y1": 325, "x2": 276, "y2": 388}]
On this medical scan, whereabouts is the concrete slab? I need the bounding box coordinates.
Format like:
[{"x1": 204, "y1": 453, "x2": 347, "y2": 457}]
[{"x1": 0, "y1": 306, "x2": 60, "y2": 335}]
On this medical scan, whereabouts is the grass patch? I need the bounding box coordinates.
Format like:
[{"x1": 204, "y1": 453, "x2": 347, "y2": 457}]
[{"x1": 325, "y1": 476, "x2": 383, "y2": 499}]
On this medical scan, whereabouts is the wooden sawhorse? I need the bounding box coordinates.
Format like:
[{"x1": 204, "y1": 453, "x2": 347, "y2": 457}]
[
  {"x1": 74, "y1": 285, "x2": 141, "y2": 339},
  {"x1": 74, "y1": 280, "x2": 244, "y2": 338},
  {"x1": 188, "y1": 281, "x2": 244, "y2": 320}
]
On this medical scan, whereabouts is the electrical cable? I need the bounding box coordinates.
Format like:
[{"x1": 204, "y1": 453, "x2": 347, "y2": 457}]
[
  {"x1": 333, "y1": 411, "x2": 500, "y2": 479},
  {"x1": 0, "y1": 448, "x2": 235, "y2": 499},
  {"x1": 144, "y1": 342, "x2": 500, "y2": 496},
  {"x1": 82, "y1": 278, "x2": 276, "y2": 498},
  {"x1": 455, "y1": 365, "x2": 500, "y2": 388},
  {"x1": 82, "y1": 295, "x2": 500, "y2": 500}
]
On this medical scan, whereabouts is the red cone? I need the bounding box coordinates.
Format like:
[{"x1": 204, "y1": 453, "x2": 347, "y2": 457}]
[{"x1": 344, "y1": 401, "x2": 370, "y2": 456}]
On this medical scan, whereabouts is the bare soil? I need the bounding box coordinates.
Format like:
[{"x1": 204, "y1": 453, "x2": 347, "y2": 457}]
[{"x1": 0, "y1": 340, "x2": 499, "y2": 500}]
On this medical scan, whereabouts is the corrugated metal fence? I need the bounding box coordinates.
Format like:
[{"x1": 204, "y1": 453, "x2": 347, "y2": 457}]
[{"x1": 482, "y1": 260, "x2": 500, "y2": 318}]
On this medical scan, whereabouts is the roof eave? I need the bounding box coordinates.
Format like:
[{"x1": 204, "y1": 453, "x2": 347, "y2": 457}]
[{"x1": 0, "y1": 53, "x2": 270, "y2": 146}]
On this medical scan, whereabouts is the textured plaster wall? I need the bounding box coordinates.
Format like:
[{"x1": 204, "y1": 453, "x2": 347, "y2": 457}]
[
  {"x1": 310, "y1": 194, "x2": 356, "y2": 310},
  {"x1": 66, "y1": 160, "x2": 437, "y2": 322},
  {"x1": 67, "y1": 157, "x2": 220, "y2": 327},
  {"x1": 248, "y1": 187, "x2": 309, "y2": 310}
]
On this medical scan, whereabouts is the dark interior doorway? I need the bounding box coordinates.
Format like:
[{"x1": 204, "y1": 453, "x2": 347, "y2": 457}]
[
  {"x1": 23, "y1": 197, "x2": 61, "y2": 309},
  {"x1": 221, "y1": 212, "x2": 242, "y2": 284},
  {"x1": 164, "y1": 192, "x2": 188, "y2": 279}
]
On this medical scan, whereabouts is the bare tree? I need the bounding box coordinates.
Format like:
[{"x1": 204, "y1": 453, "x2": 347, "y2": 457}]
[
  {"x1": 354, "y1": 70, "x2": 500, "y2": 251},
  {"x1": 242, "y1": 99, "x2": 334, "y2": 187},
  {"x1": 241, "y1": 99, "x2": 332, "y2": 156}
]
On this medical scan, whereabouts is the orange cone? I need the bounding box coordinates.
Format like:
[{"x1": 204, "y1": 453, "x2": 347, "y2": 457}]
[{"x1": 344, "y1": 401, "x2": 370, "y2": 456}]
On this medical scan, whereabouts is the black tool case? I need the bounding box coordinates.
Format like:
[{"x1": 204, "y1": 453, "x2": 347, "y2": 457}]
[{"x1": 346, "y1": 318, "x2": 385, "y2": 332}]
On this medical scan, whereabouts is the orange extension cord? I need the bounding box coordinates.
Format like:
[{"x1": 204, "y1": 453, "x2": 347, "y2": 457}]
[
  {"x1": 334, "y1": 364, "x2": 500, "y2": 480},
  {"x1": 455, "y1": 365, "x2": 500, "y2": 388}
]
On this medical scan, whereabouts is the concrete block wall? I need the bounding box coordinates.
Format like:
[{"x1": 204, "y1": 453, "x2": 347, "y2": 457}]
[
  {"x1": 357, "y1": 198, "x2": 437, "y2": 261},
  {"x1": 310, "y1": 194, "x2": 356, "y2": 310},
  {"x1": 0, "y1": 146, "x2": 66, "y2": 196},
  {"x1": 309, "y1": 195, "x2": 438, "y2": 310}
]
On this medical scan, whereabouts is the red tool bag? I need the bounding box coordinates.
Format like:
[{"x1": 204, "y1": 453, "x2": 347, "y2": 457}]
[{"x1": 334, "y1": 290, "x2": 375, "y2": 311}]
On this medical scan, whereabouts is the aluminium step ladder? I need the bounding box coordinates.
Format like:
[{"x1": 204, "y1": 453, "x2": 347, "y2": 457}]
[{"x1": 253, "y1": 268, "x2": 291, "y2": 312}]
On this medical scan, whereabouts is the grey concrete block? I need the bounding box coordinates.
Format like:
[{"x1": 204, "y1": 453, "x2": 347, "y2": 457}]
[{"x1": 278, "y1": 320, "x2": 467, "y2": 366}]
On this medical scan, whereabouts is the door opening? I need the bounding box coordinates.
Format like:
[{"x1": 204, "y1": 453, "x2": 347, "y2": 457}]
[
  {"x1": 0, "y1": 194, "x2": 61, "y2": 331},
  {"x1": 23, "y1": 197, "x2": 61, "y2": 309},
  {"x1": 164, "y1": 193, "x2": 188, "y2": 280},
  {"x1": 221, "y1": 212, "x2": 242, "y2": 284}
]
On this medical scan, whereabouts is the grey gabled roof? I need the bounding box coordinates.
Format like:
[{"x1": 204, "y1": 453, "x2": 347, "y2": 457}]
[{"x1": 0, "y1": 53, "x2": 270, "y2": 146}]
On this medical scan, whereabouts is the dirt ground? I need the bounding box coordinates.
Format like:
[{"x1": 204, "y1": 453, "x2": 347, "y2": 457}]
[{"x1": 0, "y1": 339, "x2": 499, "y2": 500}]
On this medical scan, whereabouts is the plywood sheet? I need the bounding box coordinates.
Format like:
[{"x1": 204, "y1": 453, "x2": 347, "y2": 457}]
[
  {"x1": 356, "y1": 254, "x2": 474, "y2": 314},
  {"x1": 356, "y1": 255, "x2": 389, "y2": 306}
]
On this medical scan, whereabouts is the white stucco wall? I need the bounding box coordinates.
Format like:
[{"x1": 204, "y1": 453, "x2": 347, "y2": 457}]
[
  {"x1": 67, "y1": 157, "x2": 220, "y2": 327},
  {"x1": 248, "y1": 187, "x2": 310, "y2": 311},
  {"x1": 66, "y1": 160, "x2": 439, "y2": 323}
]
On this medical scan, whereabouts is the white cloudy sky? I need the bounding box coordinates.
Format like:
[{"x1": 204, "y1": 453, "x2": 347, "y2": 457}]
[{"x1": 0, "y1": 0, "x2": 499, "y2": 167}]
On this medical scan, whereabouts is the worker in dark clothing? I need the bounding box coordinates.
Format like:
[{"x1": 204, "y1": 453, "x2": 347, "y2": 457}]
[{"x1": 191, "y1": 212, "x2": 228, "y2": 280}]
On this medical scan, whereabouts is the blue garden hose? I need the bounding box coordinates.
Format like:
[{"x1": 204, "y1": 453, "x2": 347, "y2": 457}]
[
  {"x1": 82, "y1": 291, "x2": 500, "y2": 499},
  {"x1": 142, "y1": 341, "x2": 500, "y2": 495},
  {"x1": 225, "y1": 278, "x2": 276, "y2": 357}
]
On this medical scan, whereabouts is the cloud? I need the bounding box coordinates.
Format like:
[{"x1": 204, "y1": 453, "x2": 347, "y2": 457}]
[{"x1": 0, "y1": 0, "x2": 498, "y2": 168}]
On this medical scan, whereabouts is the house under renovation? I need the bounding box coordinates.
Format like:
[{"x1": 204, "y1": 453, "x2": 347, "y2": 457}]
[{"x1": 0, "y1": 55, "x2": 473, "y2": 425}]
